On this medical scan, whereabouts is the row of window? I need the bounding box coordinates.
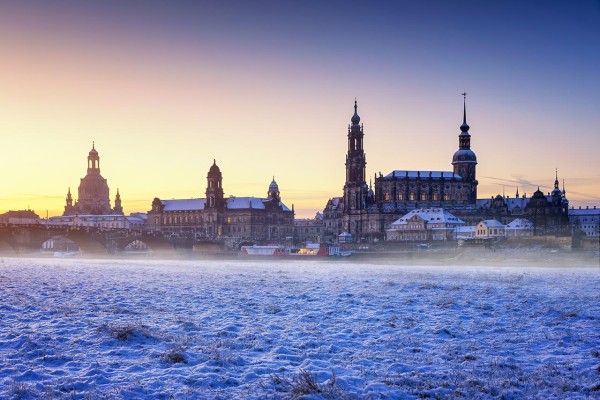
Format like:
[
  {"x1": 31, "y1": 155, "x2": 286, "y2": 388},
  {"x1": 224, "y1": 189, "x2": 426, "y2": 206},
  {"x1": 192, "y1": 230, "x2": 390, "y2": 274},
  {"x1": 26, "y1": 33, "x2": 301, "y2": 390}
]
[
  {"x1": 477, "y1": 228, "x2": 504, "y2": 235},
  {"x1": 388, "y1": 234, "x2": 428, "y2": 240},
  {"x1": 383, "y1": 192, "x2": 464, "y2": 202},
  {"x1": 159, "y1": 214, "x2": 292, "y2": 225}
]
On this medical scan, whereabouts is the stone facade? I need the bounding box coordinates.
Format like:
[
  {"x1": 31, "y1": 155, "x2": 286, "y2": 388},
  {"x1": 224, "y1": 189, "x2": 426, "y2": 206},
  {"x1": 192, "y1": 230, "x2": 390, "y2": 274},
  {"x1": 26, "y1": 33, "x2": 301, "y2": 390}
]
[
  {"x1": 322, "y1": 197, "x2": 344, "y2": 243},
  {"x1": 569, "y1": 206, "x2": 599, "y2": 238},
  {"x1": 147, "y1": 161, "x2": 294, "y2": 242},
  {"x1": 294, "y1": 213, "x2": 324, "y2": 243},
  {"x1": 323, "y1": 99, "x2": 570, "y2": 243},
  {"x1": 324, "y1": 98, "x2": 478, "y2": 243}
]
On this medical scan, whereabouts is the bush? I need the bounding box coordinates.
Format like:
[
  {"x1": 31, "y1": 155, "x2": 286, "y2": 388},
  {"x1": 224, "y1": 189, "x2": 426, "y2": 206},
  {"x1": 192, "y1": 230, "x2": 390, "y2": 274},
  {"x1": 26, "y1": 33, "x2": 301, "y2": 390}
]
[{"x1": 271, "y1": 369, "x2": 349, "y2": 399}]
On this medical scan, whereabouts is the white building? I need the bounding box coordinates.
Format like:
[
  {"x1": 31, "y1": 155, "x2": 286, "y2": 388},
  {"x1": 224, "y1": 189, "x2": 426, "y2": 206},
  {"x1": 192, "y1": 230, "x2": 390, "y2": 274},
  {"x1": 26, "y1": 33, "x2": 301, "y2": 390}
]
[
  {"x1": 475, "y1": 220, "x2": 505, "y2": 239},
  {"x1": 455, "y1": 225, "x2": 476, "y2": 239},
  {"x1": 569, "y1": 206, "x2": 600, "y2": 237},
  {"x1": 505, "y1": 218, "x2": 534, "y2": 238},
  {"x1": 386, "y1": 208, "x2": 465, "y2": 242}
]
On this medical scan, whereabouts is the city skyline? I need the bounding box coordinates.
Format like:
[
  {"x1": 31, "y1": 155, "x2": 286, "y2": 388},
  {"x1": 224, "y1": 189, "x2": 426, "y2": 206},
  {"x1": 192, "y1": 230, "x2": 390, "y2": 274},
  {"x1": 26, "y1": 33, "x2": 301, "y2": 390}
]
[{"x1": 1, "y1": 1, "x2": 599, "y2": 218}]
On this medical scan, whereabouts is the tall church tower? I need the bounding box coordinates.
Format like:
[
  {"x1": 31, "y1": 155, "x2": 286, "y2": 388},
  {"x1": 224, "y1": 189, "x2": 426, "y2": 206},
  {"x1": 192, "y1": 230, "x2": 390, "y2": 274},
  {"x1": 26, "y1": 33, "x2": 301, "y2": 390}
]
[
  {"x1": 343, "y1": 100, "x2": 368, "y2": 212},
  {"x1": 268, "y1": 177, "x2": 281, "y2": 202},
  {"x1": 113, "y1": 189, "x2": 124, "y2": 215},
  {"x1": 452, "y1": 94, "x2": 478, "y2": 202},
  {"x1": 64, "y1": 188, "x2": 74, "y2": 215},
  {"x1": 206, "y1": 160, "x2": 224, "y2": 210},
  {"x1": 342, "y1": 99, "x2": 369, "y2": 241}
]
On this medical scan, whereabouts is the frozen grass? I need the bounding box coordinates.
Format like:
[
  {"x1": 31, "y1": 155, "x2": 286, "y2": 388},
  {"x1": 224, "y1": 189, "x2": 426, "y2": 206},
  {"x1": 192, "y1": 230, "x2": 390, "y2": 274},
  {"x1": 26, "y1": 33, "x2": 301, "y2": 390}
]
[{"x1": 0, "y1": 258, "x2": 599, "y2": 399}]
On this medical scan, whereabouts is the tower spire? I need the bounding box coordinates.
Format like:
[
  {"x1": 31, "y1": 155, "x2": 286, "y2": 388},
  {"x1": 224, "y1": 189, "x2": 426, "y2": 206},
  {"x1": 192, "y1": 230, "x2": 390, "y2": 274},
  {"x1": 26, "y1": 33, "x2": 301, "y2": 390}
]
[
  {"x1": 460, "y1": 92, "x2": 469, "y2": 132},
  {"x1": 554, "y1": 168, "x2": 559, "y2": 189},
  {"x1": 113, "y1": 188, "x2": 123, "y2": 215},
  {"x1": 351, "y1": 98, "x2": 360, "y2": 125}
]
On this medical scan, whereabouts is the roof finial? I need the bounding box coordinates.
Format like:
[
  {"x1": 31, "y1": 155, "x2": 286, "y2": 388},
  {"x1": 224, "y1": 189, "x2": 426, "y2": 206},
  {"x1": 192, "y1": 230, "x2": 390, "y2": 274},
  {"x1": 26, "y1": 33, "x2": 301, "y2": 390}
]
[
  {"x1": 462, "y1": 92, "x2": 467, "y2": 124},
  {"x1": 554, "y1": 168, "x2": 559, "y2": 189},
  {"x1": 460, "y1": 92, "x2": 469, "y2": 132},
  {"x1": 351, "y1": 98, "x2": 360, "y2": 125},
  {"x1": 516, "y1": 187, "x2": 520, "y2": 198},
  {"x1": 92, "y1": 141, "x2": 95, "y2": 150},
  {"x1": 562, "y1": 179, "x2": 566, "y2": 196}
]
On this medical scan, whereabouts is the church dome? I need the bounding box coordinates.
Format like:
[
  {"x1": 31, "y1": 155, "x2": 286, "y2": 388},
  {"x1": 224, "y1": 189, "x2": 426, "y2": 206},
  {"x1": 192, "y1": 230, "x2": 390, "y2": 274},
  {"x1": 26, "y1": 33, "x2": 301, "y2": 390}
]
[
  {"x1": 208, "y1": 159, "x2": 221, "y2": 175},
  {"x1": 76, "y1": 172, "x2": 112, "y2": 214},
  {"x1": 551, "y1": 187, "x2": 562, "y2": 197},
  {"x1": 79, "y1": 174, "x2": 109, "y2": 198},
  {"x1": 351, "y1": 99, "x2": 360, "y2": 125},
  {"x1": 89, "y1": 142, "x2": 98, "y2": 156},
  {"x1": 532, "y1": 187, "x2": 545, "y2": 199},
  {"x1": 269, "y1": 178, "x2": 279, "y2": 194},
  {"x1": 452, "y1": 149, "x2": 477, "y2": 164}
]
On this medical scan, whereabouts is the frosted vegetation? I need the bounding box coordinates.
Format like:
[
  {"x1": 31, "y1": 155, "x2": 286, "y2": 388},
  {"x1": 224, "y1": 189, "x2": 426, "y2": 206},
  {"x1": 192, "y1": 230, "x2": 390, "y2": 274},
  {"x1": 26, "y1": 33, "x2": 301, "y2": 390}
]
[{"x1": 1, "y1": 258, "x2": 599, "y2": 399}]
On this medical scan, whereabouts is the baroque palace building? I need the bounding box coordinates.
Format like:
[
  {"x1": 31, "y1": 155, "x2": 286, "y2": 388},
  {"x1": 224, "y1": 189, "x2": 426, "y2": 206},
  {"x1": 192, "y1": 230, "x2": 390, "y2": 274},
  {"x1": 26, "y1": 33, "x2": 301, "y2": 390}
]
[
  {"x1": 63, "y1": 143, "x2": 123, "y2": 216},
  {"x1": 323, "y1": 98, "x2": 569, "y2": 243},
  {"x1": 147, "y1": 160, "x2": 294, "y2": 242}
]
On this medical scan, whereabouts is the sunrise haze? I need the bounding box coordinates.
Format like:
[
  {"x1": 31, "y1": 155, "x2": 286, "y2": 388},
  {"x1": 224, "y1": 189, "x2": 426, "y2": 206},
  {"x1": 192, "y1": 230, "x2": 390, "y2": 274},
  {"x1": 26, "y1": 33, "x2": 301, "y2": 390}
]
[{"x1": 1, "y1": 0, "x2": 598, "y2": 218}]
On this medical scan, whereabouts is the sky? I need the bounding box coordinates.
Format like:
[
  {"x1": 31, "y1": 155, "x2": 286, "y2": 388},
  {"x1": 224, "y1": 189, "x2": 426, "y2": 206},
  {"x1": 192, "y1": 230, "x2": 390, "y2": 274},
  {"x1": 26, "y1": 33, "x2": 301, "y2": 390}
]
[{"x1": 1, "y1": 0, "x2": 599, "y2": 218}]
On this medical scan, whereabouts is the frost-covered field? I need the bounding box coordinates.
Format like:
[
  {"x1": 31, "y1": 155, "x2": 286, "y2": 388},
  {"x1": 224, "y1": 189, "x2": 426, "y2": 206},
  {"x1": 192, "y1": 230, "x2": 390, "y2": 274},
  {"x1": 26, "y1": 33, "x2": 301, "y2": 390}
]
[{"x1": 1, "y1": 258, "x2": 599, "y2": 399}]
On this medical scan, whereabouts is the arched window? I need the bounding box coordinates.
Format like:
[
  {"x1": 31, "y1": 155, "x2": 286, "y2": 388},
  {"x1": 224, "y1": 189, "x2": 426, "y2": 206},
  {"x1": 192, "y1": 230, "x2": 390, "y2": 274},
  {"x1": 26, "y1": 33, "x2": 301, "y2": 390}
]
[
  {"x1": 385, "y1": 192, "x2": 391, "y2": 201},
  {"x1": 409, "y1": 192, "x2": 416, "y2": 201},
  {"x1": 420, "y1": 193, "x2": 428, "y2": 201},
  {"x1": 397, "y1": 192, "x2": 404, "y2": 201}
]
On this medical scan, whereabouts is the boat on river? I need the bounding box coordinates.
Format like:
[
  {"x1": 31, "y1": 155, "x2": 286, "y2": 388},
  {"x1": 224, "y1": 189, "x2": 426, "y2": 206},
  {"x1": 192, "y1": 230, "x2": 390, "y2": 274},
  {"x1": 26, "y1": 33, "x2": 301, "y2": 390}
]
[{"x1": 240, "y1": 242, "x2": 343, "y2": 257}]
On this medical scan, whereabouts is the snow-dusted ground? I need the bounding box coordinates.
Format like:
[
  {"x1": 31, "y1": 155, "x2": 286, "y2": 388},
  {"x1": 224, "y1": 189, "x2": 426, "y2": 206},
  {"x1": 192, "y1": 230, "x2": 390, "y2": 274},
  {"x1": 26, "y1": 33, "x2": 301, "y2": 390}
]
[{"x1": 1, "y1": 258, "x2": 599, "y2": 399}]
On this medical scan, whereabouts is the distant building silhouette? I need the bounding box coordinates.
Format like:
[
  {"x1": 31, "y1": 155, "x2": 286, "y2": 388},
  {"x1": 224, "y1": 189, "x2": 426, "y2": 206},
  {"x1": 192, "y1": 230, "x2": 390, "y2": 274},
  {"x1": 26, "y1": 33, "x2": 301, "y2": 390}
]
[
  {"x1": 0, "y1": 209, "x2": 40, "y2": 225},
  {"x1": 147, "y1": 161, "x2": 294, "y2": 242},
  {"x1": 323, "y1": 98, "x2": 569, "y2": 243},
  {"x1": 63, "y1": 143, "x2": 123, "y2": 216}
]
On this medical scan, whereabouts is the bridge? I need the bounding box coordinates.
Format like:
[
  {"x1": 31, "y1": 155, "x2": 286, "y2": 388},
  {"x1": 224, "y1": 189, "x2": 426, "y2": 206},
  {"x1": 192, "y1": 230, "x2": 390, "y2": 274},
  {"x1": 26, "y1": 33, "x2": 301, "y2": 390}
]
[{"x1": 0, "y1": 224, "x2": 183, "y2": 257}]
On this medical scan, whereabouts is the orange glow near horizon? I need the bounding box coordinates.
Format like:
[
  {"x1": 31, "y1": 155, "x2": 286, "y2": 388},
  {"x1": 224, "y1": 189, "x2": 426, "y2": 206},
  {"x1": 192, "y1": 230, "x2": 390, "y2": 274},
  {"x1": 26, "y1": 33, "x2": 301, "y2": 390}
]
[{"x1": 0, "y1": 3, "x2": 598, "y2": 219}]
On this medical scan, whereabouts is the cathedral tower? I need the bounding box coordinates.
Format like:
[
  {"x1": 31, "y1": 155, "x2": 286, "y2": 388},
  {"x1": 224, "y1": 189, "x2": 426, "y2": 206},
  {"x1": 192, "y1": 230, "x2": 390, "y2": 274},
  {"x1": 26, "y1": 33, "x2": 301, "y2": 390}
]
[
  {"x1": 343, "y1": 100, "x2": 368, "y2": 212},
  {"x1": 268, "y1": 177, "x2": 281, "y2": 202},
  {"x1": 206, "y1": 160, "x2": 224, "y2": 209},
  {"x1": 452, "y1": 94, "x2": 478, "y2": 202},
  {"x1": 64, "y1": 188, "x2": 74, "y2": 215},
  {"x1": 113, "y1": 189, "x2": 124, "y2": 215}
]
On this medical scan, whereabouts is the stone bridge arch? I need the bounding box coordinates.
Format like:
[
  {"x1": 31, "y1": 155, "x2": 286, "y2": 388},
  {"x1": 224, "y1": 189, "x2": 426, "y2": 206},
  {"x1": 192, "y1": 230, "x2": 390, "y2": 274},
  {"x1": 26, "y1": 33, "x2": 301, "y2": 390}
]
[{"x1": 117, "y1": 234, "x2": 177, "y2": 257}]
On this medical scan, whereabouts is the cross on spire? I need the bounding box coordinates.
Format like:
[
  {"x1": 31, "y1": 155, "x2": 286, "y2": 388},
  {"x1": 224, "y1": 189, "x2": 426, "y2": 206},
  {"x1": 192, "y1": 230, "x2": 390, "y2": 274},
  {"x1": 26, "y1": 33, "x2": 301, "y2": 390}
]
[{"x1": 462, "y1": 92, "x2": 467, "y2": 124}]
